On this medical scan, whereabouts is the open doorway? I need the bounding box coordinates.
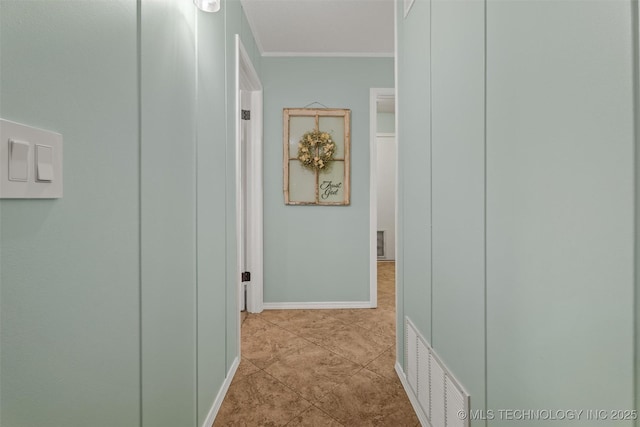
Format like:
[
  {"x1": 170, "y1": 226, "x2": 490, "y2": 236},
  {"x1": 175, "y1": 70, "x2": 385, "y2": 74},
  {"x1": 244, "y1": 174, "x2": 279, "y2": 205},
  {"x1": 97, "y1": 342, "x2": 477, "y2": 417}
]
[{"x1": 369, "y1": 88, "x2": 396, "y2": 307}]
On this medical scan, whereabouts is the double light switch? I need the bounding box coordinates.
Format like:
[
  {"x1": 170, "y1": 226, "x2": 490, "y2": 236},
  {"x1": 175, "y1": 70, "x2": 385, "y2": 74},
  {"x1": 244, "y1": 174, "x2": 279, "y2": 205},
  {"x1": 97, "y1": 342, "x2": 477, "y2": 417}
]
[
  {"x1": 9, "y1": 140, "x2": 55, "y2": 183},
  {"x1": 1, "y1": 119, "x2": 62, "y2": 198}
]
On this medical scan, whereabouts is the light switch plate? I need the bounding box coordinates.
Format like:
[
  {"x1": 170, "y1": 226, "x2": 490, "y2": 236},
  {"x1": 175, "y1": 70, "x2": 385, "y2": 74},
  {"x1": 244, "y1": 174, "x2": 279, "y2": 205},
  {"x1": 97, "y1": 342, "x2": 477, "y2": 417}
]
[{"x1": 1, "y1": 119, "x2": 63, "y2": 198}]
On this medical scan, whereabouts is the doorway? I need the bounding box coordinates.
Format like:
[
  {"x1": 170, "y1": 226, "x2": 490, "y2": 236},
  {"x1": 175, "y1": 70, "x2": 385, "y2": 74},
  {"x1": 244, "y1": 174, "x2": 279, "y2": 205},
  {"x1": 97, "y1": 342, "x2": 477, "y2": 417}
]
[
  {"x1": 369, "y1": 88, "x2": 396, "y2": 307},
  {"x1": 235, "y1": 35, "x2": 263, "y2": 326}
]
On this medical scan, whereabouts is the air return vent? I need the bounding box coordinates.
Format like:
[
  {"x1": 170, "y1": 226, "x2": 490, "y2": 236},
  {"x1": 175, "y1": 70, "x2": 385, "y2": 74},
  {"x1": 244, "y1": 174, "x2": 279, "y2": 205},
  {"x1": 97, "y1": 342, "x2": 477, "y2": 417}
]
[
  {"x1": 446, "y1": 376, "x2": 467, "y2": 427},
  {"x1": 377, "y1": 230, "x2": 385, "y2": 258},
  {"x1": 417, "y1": 340, "x2": 430, "y2": 418},
  {"x1": 406, "y1": 320, "x2": 418, "y2": 391},
  {"x1": 404, "y1": 317, "x2": 470, "y2": 427}
]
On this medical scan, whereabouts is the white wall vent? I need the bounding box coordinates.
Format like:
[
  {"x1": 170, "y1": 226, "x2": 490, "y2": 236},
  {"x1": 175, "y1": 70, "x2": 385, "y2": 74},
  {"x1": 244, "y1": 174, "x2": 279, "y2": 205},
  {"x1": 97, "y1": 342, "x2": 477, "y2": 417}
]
[
  {"x1": 404, "y1": 317, "x2": 470, "y2": 427},
  {"x1": 406, "y1": 320, "x2": 418, "y2": 391},
  {"x1": 446, "y1": 376, "x2": 467, "y2": 427},
  {"x1": 430, "y1": 354, "x2": 446, "y2": 427},
  {"x1": 417, "y1": 338, "x2": 430, "y2": 419}
]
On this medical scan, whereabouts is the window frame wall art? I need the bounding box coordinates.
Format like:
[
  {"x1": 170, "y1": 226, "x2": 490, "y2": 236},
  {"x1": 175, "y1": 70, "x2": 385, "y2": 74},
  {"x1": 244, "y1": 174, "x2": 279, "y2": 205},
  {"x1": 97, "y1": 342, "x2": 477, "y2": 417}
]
[{"x1": 283, "y1": 108, "x2": 351, "y2": 206}]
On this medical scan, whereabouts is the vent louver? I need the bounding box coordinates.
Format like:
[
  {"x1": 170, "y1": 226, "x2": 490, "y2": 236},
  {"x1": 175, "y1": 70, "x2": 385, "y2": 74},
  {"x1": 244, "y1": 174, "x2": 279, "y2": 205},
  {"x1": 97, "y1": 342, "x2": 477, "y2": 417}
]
[{"x1": 404, "y1": 317, "x2": 470, "y2": 427}]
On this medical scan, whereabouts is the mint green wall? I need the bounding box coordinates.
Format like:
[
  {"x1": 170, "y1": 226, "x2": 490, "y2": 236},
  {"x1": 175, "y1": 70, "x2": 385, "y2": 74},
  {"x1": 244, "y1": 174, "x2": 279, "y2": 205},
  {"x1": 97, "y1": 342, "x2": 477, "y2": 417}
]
[
  {"x1": 0, "y1": 1, "x2": 256, "y2": 426},
  {"x1": 397, "y1": 0, "x2": 637, "y2": 424},
  {"x1": 486, "y1": 1, "x2": 634, "y2": 418},
  {"x1": 262, "y1": 57, "x2": 393, "y2": 303},
  {"x1": 195, "y1": 4, "x2": 229, "y2": 424},
  {"x1": 140, "y1": 2, "x2": 199, "y2": 425},
  {"x1": 376, "y1": 112, "x2": 395, "y2": 134},
  {"x1": 396, "y1": 0, "x2": 432, "y2": 370},
  {"x1": 431, "y1": 0, "x2": 486, "y2": 416},
  {"x1": 1, "y1": 2, "x2": 140, "y2": 426},
  {"x1": 240, "y1": 3, "x2": 261, "y2": 76}
]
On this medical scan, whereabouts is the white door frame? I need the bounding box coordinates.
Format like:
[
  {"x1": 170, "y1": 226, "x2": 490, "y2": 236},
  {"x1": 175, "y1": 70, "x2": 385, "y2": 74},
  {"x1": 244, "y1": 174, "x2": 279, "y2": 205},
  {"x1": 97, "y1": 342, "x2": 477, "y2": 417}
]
[
  {"x1": 235, "y1": 34, "x2": 263, "y2": 333},
  {"x1": 369, "y1": 88, "x2": 395, "y2": 308}
]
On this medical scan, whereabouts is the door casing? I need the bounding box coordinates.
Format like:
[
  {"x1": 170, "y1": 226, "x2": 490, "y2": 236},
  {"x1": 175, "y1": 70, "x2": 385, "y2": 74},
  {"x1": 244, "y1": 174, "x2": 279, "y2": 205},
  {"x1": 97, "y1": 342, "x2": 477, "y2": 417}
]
[{"x1": 235, "y1": 35, "x2": 263, "y2": 327}]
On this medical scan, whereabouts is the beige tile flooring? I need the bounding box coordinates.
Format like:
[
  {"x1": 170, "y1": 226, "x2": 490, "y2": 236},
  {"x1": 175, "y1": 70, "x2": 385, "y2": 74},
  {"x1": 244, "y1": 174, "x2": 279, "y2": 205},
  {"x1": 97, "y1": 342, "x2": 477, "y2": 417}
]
[{"x1": 213, "y1": 262, "x2": 419, "y2": 426}]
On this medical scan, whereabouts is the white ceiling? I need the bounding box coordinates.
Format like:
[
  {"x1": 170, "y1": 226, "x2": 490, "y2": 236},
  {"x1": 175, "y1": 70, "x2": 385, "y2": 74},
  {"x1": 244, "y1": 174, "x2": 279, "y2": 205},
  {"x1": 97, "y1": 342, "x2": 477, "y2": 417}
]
[{"x1": 240, "y1": 0, "x2": 395, "y2": 57}]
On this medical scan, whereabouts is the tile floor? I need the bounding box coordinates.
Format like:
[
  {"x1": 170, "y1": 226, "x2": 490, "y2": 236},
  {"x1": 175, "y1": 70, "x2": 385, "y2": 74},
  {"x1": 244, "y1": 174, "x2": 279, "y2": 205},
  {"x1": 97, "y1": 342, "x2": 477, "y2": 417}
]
[{"x1": 213, "y1": 261, "x2": 419, "y2": 427}]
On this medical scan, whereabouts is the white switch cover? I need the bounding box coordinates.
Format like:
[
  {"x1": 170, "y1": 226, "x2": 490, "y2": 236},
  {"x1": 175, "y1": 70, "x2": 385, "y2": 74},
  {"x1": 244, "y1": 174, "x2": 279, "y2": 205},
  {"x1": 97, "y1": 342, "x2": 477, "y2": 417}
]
[
  {"x1": 0, "y1": 119, "x2": 63, "y2": 198},
  {"x1": 9, "y1": 139, "x2": 29, "y2": 181}
]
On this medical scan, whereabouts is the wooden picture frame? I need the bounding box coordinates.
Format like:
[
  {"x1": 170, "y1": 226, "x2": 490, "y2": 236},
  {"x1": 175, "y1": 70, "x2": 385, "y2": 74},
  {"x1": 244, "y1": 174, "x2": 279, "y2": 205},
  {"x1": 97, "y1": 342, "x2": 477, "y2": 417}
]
[{"x1": 283, "y1": 108, "x2": 351, "y2": 205}]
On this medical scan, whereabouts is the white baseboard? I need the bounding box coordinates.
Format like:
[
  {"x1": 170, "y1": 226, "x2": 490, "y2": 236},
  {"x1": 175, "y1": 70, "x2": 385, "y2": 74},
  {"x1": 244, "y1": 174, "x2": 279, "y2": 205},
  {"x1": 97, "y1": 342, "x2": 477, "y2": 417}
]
[
  {"x1": 201, "y1": 356, "x2": 240, "y2": 427},
  {"x1": 395, "y1": 362, "x2": 431, "y2": 427},
  {"x1": 263, "y1": 301, "x2": 374, "y2": 310}
]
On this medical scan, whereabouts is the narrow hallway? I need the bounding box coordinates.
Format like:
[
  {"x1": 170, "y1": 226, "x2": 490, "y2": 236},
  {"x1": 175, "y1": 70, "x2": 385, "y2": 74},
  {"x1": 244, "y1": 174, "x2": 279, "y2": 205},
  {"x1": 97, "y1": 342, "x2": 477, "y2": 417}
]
[{"x1": 214, "y1": 262, "x2": 418, "y2": 426}]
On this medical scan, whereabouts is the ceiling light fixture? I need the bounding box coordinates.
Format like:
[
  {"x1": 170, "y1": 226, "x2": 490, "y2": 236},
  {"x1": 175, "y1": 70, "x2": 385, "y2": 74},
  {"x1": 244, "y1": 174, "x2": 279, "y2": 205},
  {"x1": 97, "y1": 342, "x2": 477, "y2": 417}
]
[{"x1": 194, "y1": 0, "x2": 220, "y2": 12}]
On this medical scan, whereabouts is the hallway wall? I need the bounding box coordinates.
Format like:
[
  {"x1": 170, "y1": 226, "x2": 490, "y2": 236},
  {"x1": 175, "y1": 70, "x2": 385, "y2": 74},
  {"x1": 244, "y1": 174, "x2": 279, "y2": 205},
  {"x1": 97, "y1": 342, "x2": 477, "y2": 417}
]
[
  {"x1": 0, "y1": 1, "x2": 259, "y2": 426},
  {"x1": 261, "y1": 57, "x2": 393, "y2": 304},
  {"x1": 396, "y1": 0, "x2": 637, "y2": 424}
]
